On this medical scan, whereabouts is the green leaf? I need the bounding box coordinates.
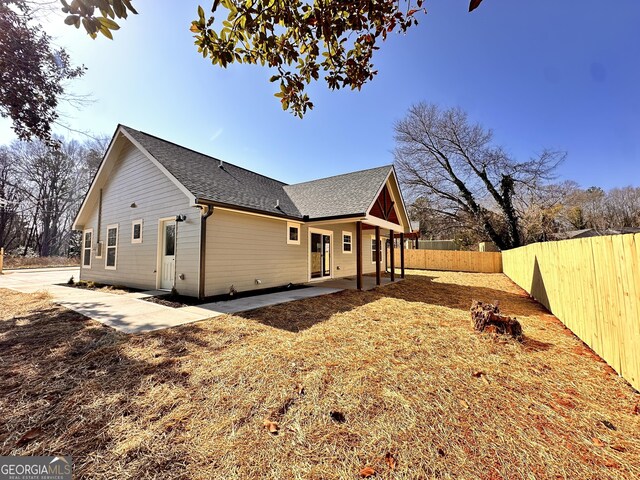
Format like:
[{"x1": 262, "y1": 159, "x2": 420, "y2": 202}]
[
  {"x1": 112, "y1": 0, "x2": 126, "y2": 18},
  {"x1": 98, "y1": 17, "x2": 120, "y2": 30},
  {"x1": 121, "y1": 0, "x2": 138, "y2": 14},
  {"x1": 99, "y1": 25, "x2": 114, "y2": 39},
  {"x1": 81, "y1": 17, "x2": 93, "y2": 33},
  {"x1": 64, "y1": 15, "x2": 78, "y2": 26},
  {"x1": 198, "y1": 5, "x2": 205, "y2": 21}
]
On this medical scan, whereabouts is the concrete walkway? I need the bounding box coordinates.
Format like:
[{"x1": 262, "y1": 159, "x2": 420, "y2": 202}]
[{"x1": 0, "y1": 267, "x2": 342, "y2": 334}]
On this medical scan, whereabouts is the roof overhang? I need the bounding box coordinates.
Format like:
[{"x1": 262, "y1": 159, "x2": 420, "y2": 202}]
[
  {"x1": 304, "y1": 213, "x2": 366, "y2": 223},
  {"x1": 72, "y1": 125, "x2": 122, "y2": 230},
  {"x1": 194, "y1": 197, "x2": 303, "y2": 222},
  {"x1": 362, "y1": 216, "x2": 404, "y2": 231},
  {"x1": 72, "y1": 125, "x2": 197, "y2": 230},
  {"x1": 365, "y1": 166, "x2": 412, "y2": 233}
]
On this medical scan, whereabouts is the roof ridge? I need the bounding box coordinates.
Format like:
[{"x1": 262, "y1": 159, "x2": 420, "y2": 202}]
[
  {"x1": 120, "y1": 125, "x2": 290, "y2": 186},
  {"x1": 285, "y1": 164, "x2": 392, "y2": 189}
]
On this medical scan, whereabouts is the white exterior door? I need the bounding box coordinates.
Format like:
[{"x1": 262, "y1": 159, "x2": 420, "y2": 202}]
[{"x1": 160, "y1": 220, "x2": 176, "y2": 290}]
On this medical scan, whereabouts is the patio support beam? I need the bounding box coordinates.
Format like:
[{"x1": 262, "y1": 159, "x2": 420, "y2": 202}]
[
  {"x1": 390, "y1": 229, "x2": 395, "y2": 281},
  {"x1": 375, "y1": 226, "x2": 381, "y2": 286},
  {"x1": 356, "y1": 221, "x2": 363, "y2": 290},
  {"x1": 400, "y1": 232, "x2": 405, "y2": 279}
]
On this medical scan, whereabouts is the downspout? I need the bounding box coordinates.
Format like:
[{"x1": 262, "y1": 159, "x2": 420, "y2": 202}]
[
  {"x1": 198, "y1": 205, "x2": 214, "y2": 299},
  {"x1": 97, "y1": 188, "x2": 102, "y2": 256}
]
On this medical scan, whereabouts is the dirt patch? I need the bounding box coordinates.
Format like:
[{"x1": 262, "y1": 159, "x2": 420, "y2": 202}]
[{"x1": 1, "y1": 270, "x2": 639, "y2": 479}]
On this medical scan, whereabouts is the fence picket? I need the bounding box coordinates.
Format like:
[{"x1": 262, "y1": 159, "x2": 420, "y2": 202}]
[
  {"x1": 391, "y1": 249, "x2": 503, "y2": 274},
  {"x1": 502, "y1": 234, "x2": 640, "y2": 391}
]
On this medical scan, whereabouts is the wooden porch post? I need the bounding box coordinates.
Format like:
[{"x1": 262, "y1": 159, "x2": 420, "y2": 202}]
[
  {"x1": 390, "y1": 229, "x2": 395, "y2": 281},
  {"x1": 375, "y1": 226, "x2": 381, "y2": 286},
  {"x1": 400, "y1": 232, "x2": 405, "y2": 278},
  {"x1": 356, "y1": 221, "x2": 363, "y2": 290},
  {"x1": 415, "y1": 236, "x2": 419, "y2": 249}
]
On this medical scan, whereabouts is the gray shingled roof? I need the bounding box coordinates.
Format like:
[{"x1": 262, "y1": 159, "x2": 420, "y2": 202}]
[
  {"x1": 124, "y1": 126, "x2": 301, "y2": 218},
  {"x1": 123, "y1": 126, "x2": 393, "y2": 221},
  {"x1": 283, "y1": 166, "x2": 392, "y2": 219}
]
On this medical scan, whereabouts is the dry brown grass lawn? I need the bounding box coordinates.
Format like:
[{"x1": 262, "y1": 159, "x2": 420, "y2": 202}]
[
  {"x1": 1, "y1": 271, "x2": 639, "y2": 479},
  {"x1": 2, "y1": 255, "x2": 80, "y2": 270}
]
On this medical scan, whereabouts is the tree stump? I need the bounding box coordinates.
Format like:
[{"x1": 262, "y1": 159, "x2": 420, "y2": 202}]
[{"x1": 471, "y1": 300, "x2": 523, "y2": 341}]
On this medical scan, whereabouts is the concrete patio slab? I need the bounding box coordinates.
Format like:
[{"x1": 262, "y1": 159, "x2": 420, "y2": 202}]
[
  {"x1": 181, "y1": 286, "x2": 343, "y2": 316},
  {"x1": 0, "y1": 267, "x2": 345, "y2": 333},
  {"x1": 306, "y1": 275, "x2": 403, "y2": 290}
]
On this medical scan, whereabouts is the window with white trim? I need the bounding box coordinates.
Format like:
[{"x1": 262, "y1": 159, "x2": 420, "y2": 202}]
[
  {"x1": 105, "y1": 224, "x2": 118, "y2": 270},
  {"x1": 342, "y1": 231, "x2": 352, "y2": 253},
  {"x1": 132, "y1": 219, "x2": 143, "y2": 244},
  {"x1": 287, "y1": 222, "x2": 300, "y2": 245},
  {"x1": 82, "y1": 229, "x2": 93, "y2": 268},
  {"x1": 371, "y1": 236, "x2": 381, "y2": 263}
]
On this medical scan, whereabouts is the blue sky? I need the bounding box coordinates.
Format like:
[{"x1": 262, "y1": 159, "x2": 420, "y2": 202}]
[{"x1": 2, "y1": 0, "x2": 639, "y2": 189}]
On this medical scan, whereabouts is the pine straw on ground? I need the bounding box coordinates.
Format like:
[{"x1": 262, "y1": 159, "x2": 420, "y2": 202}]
[
  {"x1": 66, "y1": 282, "x2": 134, "y2": 296},
  {"x1": 1, "y1": 271, "x2": 639, "y2": 479}
]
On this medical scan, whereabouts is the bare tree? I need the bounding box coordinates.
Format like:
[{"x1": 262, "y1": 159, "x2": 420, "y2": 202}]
[
  {"x1": 0, "y1": 146, "x2": 29, "y2": 250},
  {"x1": 1, "y1": 136, "x2": 104, "y2": 257},
  {"x1": 605, "y1": 187, "x2": 640, "y2": 228},
  {"x1": 394, "y1": 103, "x2": 566, "y2": 250}
]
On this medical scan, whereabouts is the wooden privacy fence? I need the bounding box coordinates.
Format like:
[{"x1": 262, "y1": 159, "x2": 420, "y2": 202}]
[
  {"x1": 392, "y1": 248, "x2": 503, "y2": 273},
  {"x1": 502, "y1": 233, "x2": 640, "y2": 391}
]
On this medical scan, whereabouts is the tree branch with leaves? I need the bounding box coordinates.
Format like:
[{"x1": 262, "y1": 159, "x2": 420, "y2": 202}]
[
  {"x1": 62, "y1": 0, "x2": 485, "y2": 117},
  {"x1": 0, "y1": 0, "x2": 85, "y2": 143}
]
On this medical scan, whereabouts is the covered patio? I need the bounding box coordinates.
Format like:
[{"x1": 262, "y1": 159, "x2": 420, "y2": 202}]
[
  {"x1": 351, "y1": 218, "x2": 407, "y2": 290},
  {"x1": 306, "y1": 274, "x2": 402, "y2": 291},
  {"x1": 304, "y1": 171, "x2": 412, "y2": 291}
]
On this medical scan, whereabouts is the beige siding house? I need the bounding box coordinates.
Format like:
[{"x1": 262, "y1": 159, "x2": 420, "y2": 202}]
[{"x1": 73, "y1": 125, "x2": 412, "y2": 298}]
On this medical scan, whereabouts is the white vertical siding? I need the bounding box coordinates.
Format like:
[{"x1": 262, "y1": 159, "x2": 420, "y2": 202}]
[{"x1": 79, "y1": 142, "x2": 201, "y2": 296}]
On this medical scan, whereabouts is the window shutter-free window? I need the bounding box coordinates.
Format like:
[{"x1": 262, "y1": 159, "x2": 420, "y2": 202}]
[
  {"x1": 371, "y1": 237, "x2": 380, "y2": 263},
  {"x1": 132, "y1": 219, "x2": 143, "y2": 243},
  {"x1": 82, "y1": 229, "x2": 93, "y2": 268},
  {"x1": 287, "y1": 222, "x2": 300, "y2": 245},
  {"x1": 105, "y1": 224, "x2": 118, "y2": 269},
  {"x1": 342, "y1": 231, "x2": 352, "y2": 253}
]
